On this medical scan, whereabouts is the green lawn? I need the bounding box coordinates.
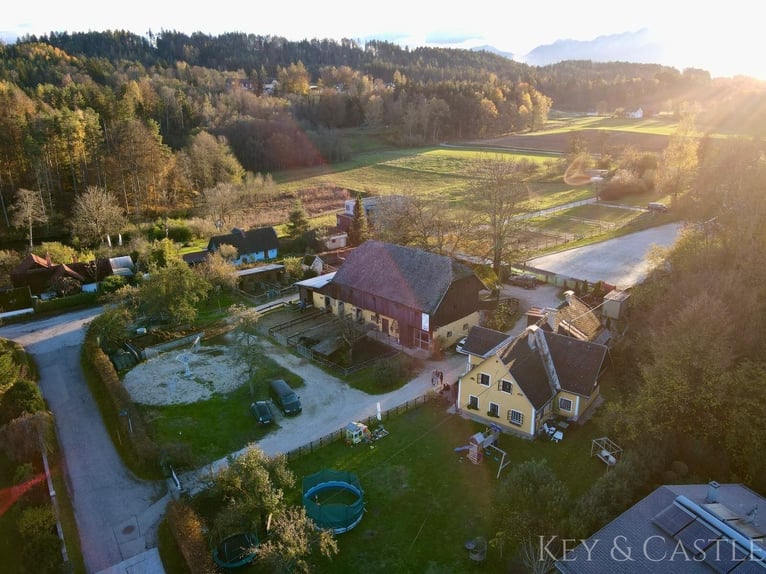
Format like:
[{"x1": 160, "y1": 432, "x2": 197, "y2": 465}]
[
  {"x1": 280, "y1": 396, "x2": 611, "y2": 573},
  {"x1": 137, "y1": 344, "x2": 304, "y2": 468}
]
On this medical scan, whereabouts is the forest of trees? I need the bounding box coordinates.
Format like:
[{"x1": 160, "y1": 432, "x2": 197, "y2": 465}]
[{"x1": 2, "y1": 30, "x2": 764, "y2": 246}]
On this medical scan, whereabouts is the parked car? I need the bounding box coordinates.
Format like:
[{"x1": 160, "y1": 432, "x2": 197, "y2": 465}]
[
  {"x1": 250, "y1": 400, "x2": 274, "y2": 425},
  {"x1": 508, "y1": 273, "x2": 538, "y2": 289},
  {"x1": 269, "y1": 379, "x2": 302, "y2": 416},
  {"x1": 647, "y1": 202, "x2": 669, "y2": 213},
  {"x1": 456, "y1": 337, "x2": 468, "y2": 355}
]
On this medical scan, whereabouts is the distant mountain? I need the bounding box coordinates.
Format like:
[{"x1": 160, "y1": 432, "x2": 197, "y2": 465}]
[
  {"x1": 470, "y1": 45, "x2": 516, "y2": 61},
  {"x1": 473, "y1": 29, "x2": 665, "y2": 68}
]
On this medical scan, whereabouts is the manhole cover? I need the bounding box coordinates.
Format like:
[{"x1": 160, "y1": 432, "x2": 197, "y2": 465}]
[{"x1": 122, "y1": 525, "x2": 136, "y2": 535}]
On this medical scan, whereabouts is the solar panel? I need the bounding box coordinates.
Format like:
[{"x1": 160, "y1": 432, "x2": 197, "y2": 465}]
[
  {"x1": 653, "y1": 503, "x2": 696, "y2": 536},
  {"x1": 676, "y1": 519, "x2": 720, "y2": 554},
  {"x1": 702, "y1": 539, "x2": 750, "y2": 573},
  {"x1": 731, "y1": 559, "x2": 766, "y2": 573}
]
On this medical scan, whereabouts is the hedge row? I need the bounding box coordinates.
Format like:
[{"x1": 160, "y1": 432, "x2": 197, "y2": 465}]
[
  {"x1": 165, "y1": 499, "x2": 217, "y2": 574},
  {"x1": 35, "y1": 292, "x2": 98, "y2": 314},
  {"x1": 81, "y1": 332, "x2": 161, "y2": 476}
]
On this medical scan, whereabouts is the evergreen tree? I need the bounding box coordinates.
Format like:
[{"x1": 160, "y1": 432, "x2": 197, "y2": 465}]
[
  {"x1": 348, "y1": 195, "x2": 369, "y2": 246},
  {"x1": 286, "y1": 199, "x2": 310, "y2": 239}
]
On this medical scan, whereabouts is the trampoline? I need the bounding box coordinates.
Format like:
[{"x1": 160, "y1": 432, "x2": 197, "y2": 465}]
[
  {"x1": 302, "y1": 469, "x2": 365, "y2": 534},
  {"x1": 212, "y1": 532, "x2": 258, "y2": 569}
]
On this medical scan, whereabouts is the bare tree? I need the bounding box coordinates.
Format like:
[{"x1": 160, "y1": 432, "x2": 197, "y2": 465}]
[
  {"x1": 10, "y1": 188, "x2": 48, "y2": 249},
  {"x1": 202, "y1": 182, "x2": 242, "y2": 230},
  {"x1": 71, "y1": 186, "x2": 127, "y2": 246},
  {"x1": 470, "y1": 156, "x2": 537, "y2": 274}
]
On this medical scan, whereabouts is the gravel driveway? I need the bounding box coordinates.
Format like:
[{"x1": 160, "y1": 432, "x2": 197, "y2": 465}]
[{"x1": 179, "y1": 340, "x2": 468, "y2": 494}]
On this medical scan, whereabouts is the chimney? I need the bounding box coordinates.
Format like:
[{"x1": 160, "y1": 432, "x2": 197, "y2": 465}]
[
  {"x1": 564, "y1": 290, "x2": 575, "y2": 305},
  {"x1": 527, "y1": 325, "x2": 538, "y2": 350},
  {"x1": 706, "y1": 481, "x2": 720, "y2": 503},
  {"x1": 543, "y1": 307, "x2": 559, "y2": 331},
  {"x1": 45, "y1": 252, "x2": 52, "y2": 267}
]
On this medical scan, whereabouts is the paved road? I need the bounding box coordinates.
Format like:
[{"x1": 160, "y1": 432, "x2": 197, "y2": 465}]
[
  {"x1": 526, "y1": 222, "x2": 684, "y2": 289},
  {"x1": 0, "y1": 309, "x2": 167, "y2": 574}
]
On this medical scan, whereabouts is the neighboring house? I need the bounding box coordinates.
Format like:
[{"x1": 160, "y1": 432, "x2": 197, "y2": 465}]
[
  {"x1": 525, "y1": 290, "x2": 611, "y2": 345},
  {"x1": 322, "y1": 231, "x2": 348, "y2": 251},
  {"x1": 301, "y1": 254, "x2": 324, "y2": 276},
  {"x1": 236, "y1": 263, "x2": 285, "y2": 292},
  {"x1": 10, "y1": 253, "x2": 113, "y2": 295},
  {"x1": 262, "y1": 79, "x2": 279, "y2": 95},
  {"x1": 334, "y1": 195, "x2": 406, "y2": 233},
  {"x1": 556, "y1": 481, "x2": 766, "y2": 573},
  {"x1": 602, "y1": 287, "x2": 631, "y2": 321},
  {"x1": 458, "y1": 324, "x2": 608, "y2": 437},
  {"x1": 309, "y1": 240, "x2": 486, "y2": 354},
  {"x1": 182, "y1": 250, "x2": 210, "y2": 266},
  {"x1": 108, "y1": 255, "x2": 135, "y2": 277},
  {"x1": 207, "y1": 227, "x2": 279, "y2": 266}
]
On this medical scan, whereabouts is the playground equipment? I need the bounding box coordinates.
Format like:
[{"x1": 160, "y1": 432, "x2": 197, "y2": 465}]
[
  {"x1": 345, "y1": 422, "x2": 372, "y2": 445},
  {"x1": 212, "y1": 532, "x2": 259, "y2": 569},
  {"x1": 465, "y1": 536, "x2": 488, "y2": 562},
  {"x1": 455, "y1": 423, "x2": 511, "y2": 479},
  {"x1": 591, "y1": 437, "x2": 622, "y2": 469},
  {"x1": 176, "y1": 335, "x2": 202, "y2": 378},
  {"x1": 302, "y1": 469, "x2": 365, "y2": 534}
]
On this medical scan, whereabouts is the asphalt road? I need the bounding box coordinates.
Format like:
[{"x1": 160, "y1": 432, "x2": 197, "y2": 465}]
[
  {"x1": 526, "y1": 222, "x2": 684, "y2": 288},
  {"x1": 0, "y1": 309, "x2": 167, "y2": 574}
]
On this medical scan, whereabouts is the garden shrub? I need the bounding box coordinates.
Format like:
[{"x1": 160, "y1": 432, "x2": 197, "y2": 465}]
[
  {"x1": 35, "y1": 292, "x2": 98, "y2": 314},
  {"x1": 18, "y1": 505, "x2": 63, "y2": 573},
  {"x1": 99, "y1": 274, "x2": 127, "y2": 295},
  {"x1": 0, "y1": 380, "x2": 45, "y2": 424}
]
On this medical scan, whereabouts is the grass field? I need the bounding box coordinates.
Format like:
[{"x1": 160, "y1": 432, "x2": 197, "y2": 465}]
[{"x1": 281, "y1": 392, "x2": 614, "y2": 573}]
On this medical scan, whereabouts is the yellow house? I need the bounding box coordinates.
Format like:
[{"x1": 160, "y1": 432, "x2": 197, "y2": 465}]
[{"x1": 458, "y1": 324, "x2": 608, "y2": 438}]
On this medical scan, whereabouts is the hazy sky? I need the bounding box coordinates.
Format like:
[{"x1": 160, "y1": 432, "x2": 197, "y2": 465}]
[{"x1": 4, "y1": 0, "x2": 764, "y2": 80}]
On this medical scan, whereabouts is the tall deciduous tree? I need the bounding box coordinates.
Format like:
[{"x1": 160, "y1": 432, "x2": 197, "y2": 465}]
[
  {"x1": 201, "y1": 182, "x2": 242, "y2": 230},
  {"x1": 470, "y1": 157, "x2": 536, "y2": 274},
  {"x1": 492, "y1": 459, "x2": 569, "y2": 560},
  {"x1": 212, "y1": 445, "x2": 296, "y2": 536},
  {"x1": 140, "y1": 259, "x2": 211, "y2": 325},
  {"x1": 71, "y1": 186, "x2": 127, "y2": 246},
  {"x1": 655, "y1": 104, "x2": 699, "y2": 206},
  {"x1": 185, "y1": 131, "x2": 244, "y2": 192},
  {"x1": 256, "y1": 506, "x2": 338, "y2": 574},
  {"x1": 197, "y1": 251, "x2": 238, "y2": 292},
  {"x1": 10, "y1": 188, "x2": 48, "y2": 249}
]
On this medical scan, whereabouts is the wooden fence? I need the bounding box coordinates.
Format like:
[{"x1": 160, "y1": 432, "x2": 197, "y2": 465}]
[{"x1": 284, "y1": 392, "x2": 439, "y2": 461}]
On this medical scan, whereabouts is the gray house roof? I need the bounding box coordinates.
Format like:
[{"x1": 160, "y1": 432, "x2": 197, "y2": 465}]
[
  {"x1": 496, "y1": 328, "x2": 607, "y2": 409},
  {"x1": 461, "y1": 325, "x2": 513, "y2": 357},
  {"x1": 208, "y1": 227, "x2": 278, "y2": 255},
  {"x1": 556, "y1": 482, "x2": 766, "y2": 573},
  {"x1": 329, "y1": 240, "x2": 482, "y2": 315}
]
